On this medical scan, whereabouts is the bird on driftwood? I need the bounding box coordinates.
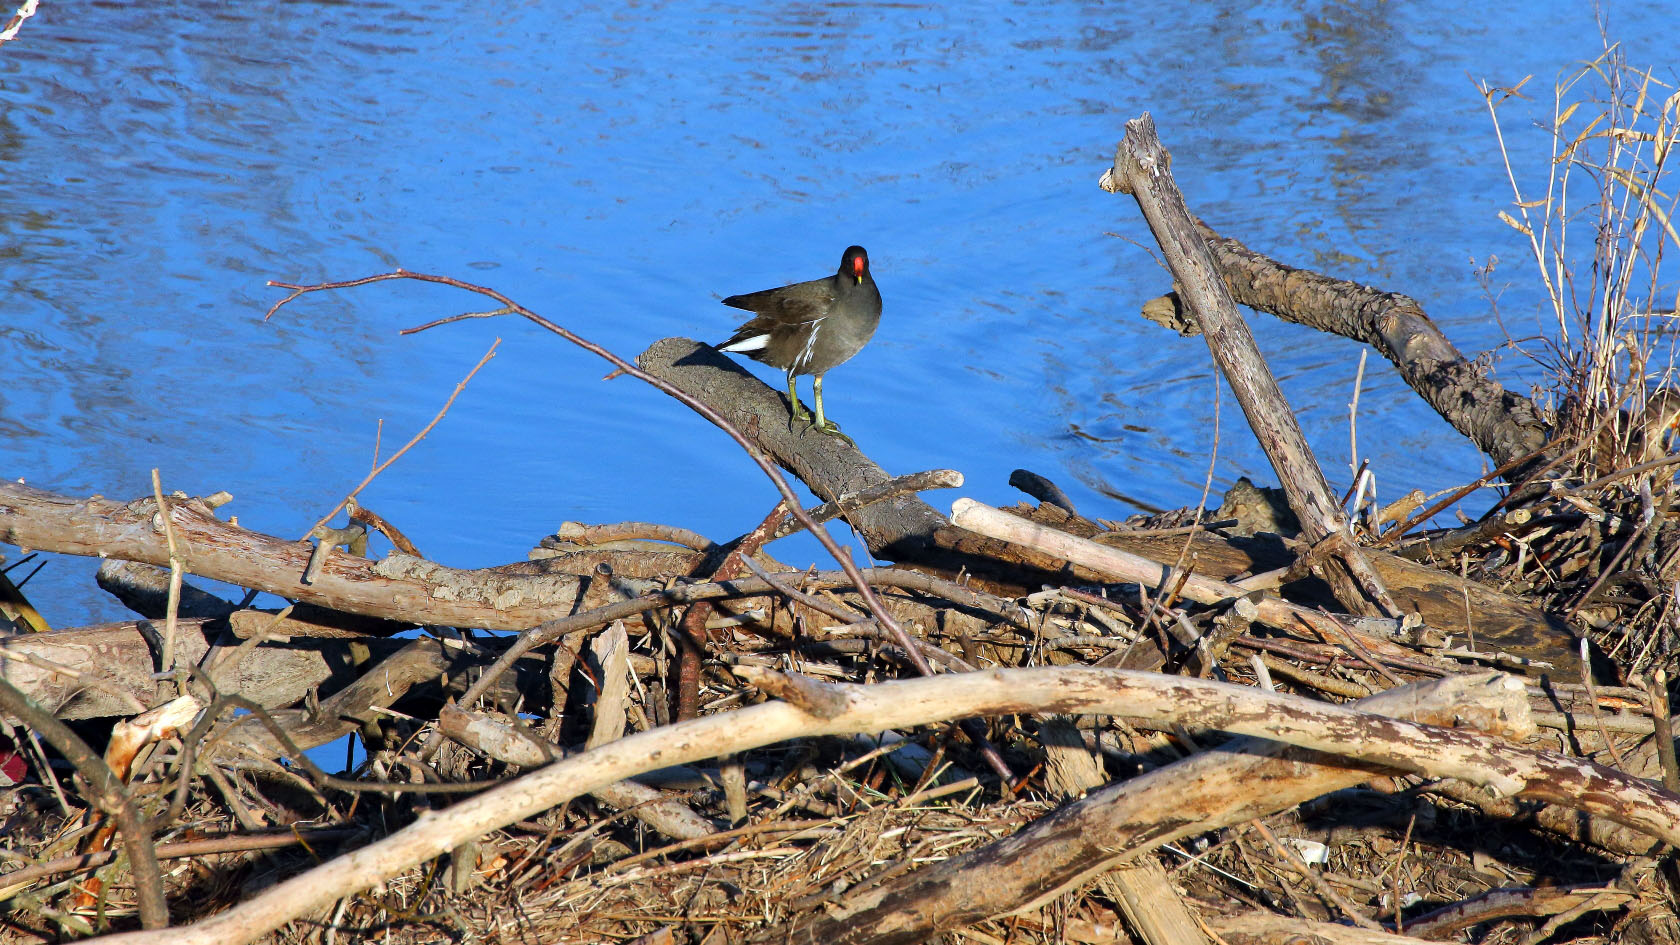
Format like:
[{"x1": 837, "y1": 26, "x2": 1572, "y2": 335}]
[{"x1": 716, "y1": 245, "x2": 882, "y2": 442}]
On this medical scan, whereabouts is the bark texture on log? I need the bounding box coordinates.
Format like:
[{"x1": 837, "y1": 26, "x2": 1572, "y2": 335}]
[
  {"x1": 1024, "y1": 500, "x2": 1584, "y2": 681},
  {"x1": 0, "y1": 621, "x2": 547, "y2": 729},
  {"x1": 1173, "y1": 222, "x2": 1552, "y2": 471},
  {"x1": 1, "y1": 620, "x2": 394, "y2": 719},
  {"x1": 637, "y1": 337, "x2": 949, "y2": 561},
  {"x1": 0, "y1": 480, "x2": 591, "y2": 631},
  {"x1": 636, "y1": 338, "x2": 1160, "y2": 589}
]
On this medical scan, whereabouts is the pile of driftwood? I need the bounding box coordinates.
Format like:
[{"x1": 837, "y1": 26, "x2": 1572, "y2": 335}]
[{"x1": 5, "y1": 114, "x2": 1680, "y2": 945}]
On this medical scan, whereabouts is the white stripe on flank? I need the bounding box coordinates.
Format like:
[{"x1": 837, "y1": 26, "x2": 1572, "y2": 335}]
[
  {"x1": 721, "y1": 334, "x2": 770, "y2": 353},
  {"x1": 795, "y1": 318, "x2": 824, "y2": 370}
]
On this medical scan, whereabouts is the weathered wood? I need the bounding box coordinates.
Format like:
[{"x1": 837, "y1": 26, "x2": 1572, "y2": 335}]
[
  {"x1": 1202, "y1": 914, "x2": 1440, "y2": 945},
  {"x1": 1102, "y1": 115, "x2": 1394, "y2": 619},
  {"x1": 99, "y1": 665, "x2": 1680, "y2": 945},
  {"x1": 637, "y1": 338, "x2": 948, "y2": 559},
  {"x1": 0, "y1": 481, "x2": 589, "y2": 630},
  {"x1": 0, "y1": 620, "x2": 548, "y2": 736},
  {"x1": 1041, "y1": 717, "x2": 1210, "y2": 945},
  {"x1": 439, "y1": 701, "x2": 720, "y2": 841},
  {"x1": 200, "y1": 637, "x2": 548, "y2": 763},
  {"x1": 635, "y1": 338, "x2": 1087, "y2": 587},
  {"x1": 965, "y1": 499, "x2": 1584, "y2": 681},
  {"x1": 1403, "y1": 882, "x2": 1632, "y2": 939},
  {"x1": 1105, "y1": 860, "x2": 1211, "y2": 945},
  {"x1": 96, "y1": 559, "x2": 416, "y2": 637},
  {"x1": 1139, "y1": 226, "x2": 1552, "y2": 472},
  {"x1": 761, "y1": 671, "x2": 1535, "y2": 945},
  {"x1": 954, "y1": 499, "x2": 1416, "y2": 647},
  {"x1": 0, "y1": 620, "x2": 395, "y2": 719}
]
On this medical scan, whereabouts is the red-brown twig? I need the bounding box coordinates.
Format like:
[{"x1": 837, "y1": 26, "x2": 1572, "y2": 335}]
[
  {"x1": 0, "y1": 827, "x2": 359, "y2": 889},
  {"x1": 673, "y1": 503, "x2": 789, "y2": 721}
]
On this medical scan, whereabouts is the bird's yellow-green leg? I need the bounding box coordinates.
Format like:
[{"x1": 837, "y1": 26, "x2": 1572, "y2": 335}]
[
  {"x1": 785, "y1": 371, "x2": 812, "y2": 423},
  {"x1": 812, "y1": 375, "x2": 852, "y2": 444}
]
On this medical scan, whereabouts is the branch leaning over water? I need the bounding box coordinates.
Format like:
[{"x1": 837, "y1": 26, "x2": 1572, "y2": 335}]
[{"x1": 1102, "y1": 114, "x2": 1399, "y2": 622}]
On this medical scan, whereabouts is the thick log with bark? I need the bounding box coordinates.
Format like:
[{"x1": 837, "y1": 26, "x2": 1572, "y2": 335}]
[
  {"x1": 0, "y1": 481, "x2": 589, "y2": 631},
  {"x1": 1140, "y1": 222, "x2": 1552, "y2": 471},
  {"x1": 635, "y1": 338, "x2": 1100, "y2": 586},
  {"x1": 761, "y1": 671, "x2": 1531, "y2": 945},
  {"x1": 636, "y1": 338, "x2": 949, "y2": 560},
  {"x1": 1, "y1": 618, "x2": 399, "y2": 719}
]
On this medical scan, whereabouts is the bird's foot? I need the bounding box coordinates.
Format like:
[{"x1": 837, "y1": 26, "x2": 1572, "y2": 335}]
[
  {"x1": 813, "y1": 419, "x2": 853, "y2": 446},
  {"x1": 785, "y1": 407, "x2": 814, "y2": 439}
]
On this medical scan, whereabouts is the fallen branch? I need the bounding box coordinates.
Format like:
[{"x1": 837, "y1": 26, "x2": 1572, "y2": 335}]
[
  {"x1": 761, "y1": 671, "x2": 1521, "y2": 944},
  {"x1": 0, "y1": 481, "x2": 587, "y2": 631},
  {"x1": 1101, "y1": 114, "x2": 1397, "y2": 619},
  {"x1": 78, "y1": 666, "x2": 1680, "y2": 945},
  {"x1": 953, "y1": 498, "x2": 1415, "y2": 646}
]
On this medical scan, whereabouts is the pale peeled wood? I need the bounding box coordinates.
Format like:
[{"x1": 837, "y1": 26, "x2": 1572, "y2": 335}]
[
  {"x1": 88, "y1": 666, "x2": 1680, "y2": 945},
  {"x1": 1040, "y1": 717, "x2": 1209, "y2": 945},
  {"x1": 438, "y1": 702, "x2": 718, "y2": 842},
  {"x1": 585, "y1": 622, "x2": 631, "y2": 750},
  {"x1": 758, "y1": 671, "x2": 1668, "y2": 945},
  {"x1": 952, "y1": 498, "x2": 1372, "y2": 642},
  {"x1": 0, "y1": 481, "x2": 588, "y2": 631}
]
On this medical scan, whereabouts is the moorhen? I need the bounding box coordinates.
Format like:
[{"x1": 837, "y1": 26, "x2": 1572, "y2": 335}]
[{"x1": 717, "y1": 245, "x2": 881, "y2": 441}]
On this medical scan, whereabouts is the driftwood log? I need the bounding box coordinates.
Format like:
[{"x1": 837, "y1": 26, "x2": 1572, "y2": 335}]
[
  {"x1": 760, "y1": 671, "x2": 1531, "y2": 945},
  {"x1": 1101, "y1": 114, "x2": 1398, "y2": 622},
  {"x1": 0, "y1": 481, "x2": 589, "y2": 631},
  {"x1": 79, "y1": 664, "x2": 1680, "y2": 945}
]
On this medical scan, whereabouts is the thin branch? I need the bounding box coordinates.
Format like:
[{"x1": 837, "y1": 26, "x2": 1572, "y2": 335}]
[
  {"x1": 299, "y1": 337, "x2": 500, "y2": 540},
  {"x1": 0, "y1": 676, "x2": 169, "y2": 929}
]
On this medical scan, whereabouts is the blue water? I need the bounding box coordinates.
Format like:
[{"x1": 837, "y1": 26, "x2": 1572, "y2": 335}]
[{"x1": 1, "y1": 1, "x2": 1672, "y2": 624}]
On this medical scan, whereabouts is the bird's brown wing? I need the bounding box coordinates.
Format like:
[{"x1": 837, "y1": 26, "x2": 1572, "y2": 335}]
[{"x1": 720, "y1": 278, "x2": 835, "y2": 326}]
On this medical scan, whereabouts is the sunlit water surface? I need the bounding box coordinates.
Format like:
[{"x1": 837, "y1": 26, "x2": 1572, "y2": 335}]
[{"x1": 1, "y1": 1, "x2": 1672, "y2": 623}]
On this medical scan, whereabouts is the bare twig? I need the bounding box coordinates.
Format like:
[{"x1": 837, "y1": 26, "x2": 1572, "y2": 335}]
[
  {"x1": 149, "y1": 469, "x2": 184, "y2": 696},
  {"x1": 1579, "y1": 638, "x2": 1628, "y2": 769},
  {"x1": 0, "y1": 828, "x2": 359, "y2": 889},
  {"x1": 1250, "y1": 819, "x2": 1384, "y2": 932},
  {"x1": 771, "y1": 468, "x2": 964, "y2": 540},
  {"x1": 297, "y1": 338, "x2": 500, "y2": 540}
]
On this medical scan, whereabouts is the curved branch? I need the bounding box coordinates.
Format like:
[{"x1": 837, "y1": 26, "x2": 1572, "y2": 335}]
[
  {"x1": 1136, "y1": 218, "x2": 1552, "y2": 470},
  {"x1": 81, "y1": 667, "x2": 1680, "y2": 945}
]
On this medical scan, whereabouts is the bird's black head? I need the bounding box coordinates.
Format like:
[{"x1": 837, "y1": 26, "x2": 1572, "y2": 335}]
[{"x1": 840, "y1": 245, "x2": 869, "y2": 285}]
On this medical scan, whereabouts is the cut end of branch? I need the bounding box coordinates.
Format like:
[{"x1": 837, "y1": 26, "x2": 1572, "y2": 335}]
[{"x1": 732, "y1": 666, "x2": 850, "y2": 719}]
